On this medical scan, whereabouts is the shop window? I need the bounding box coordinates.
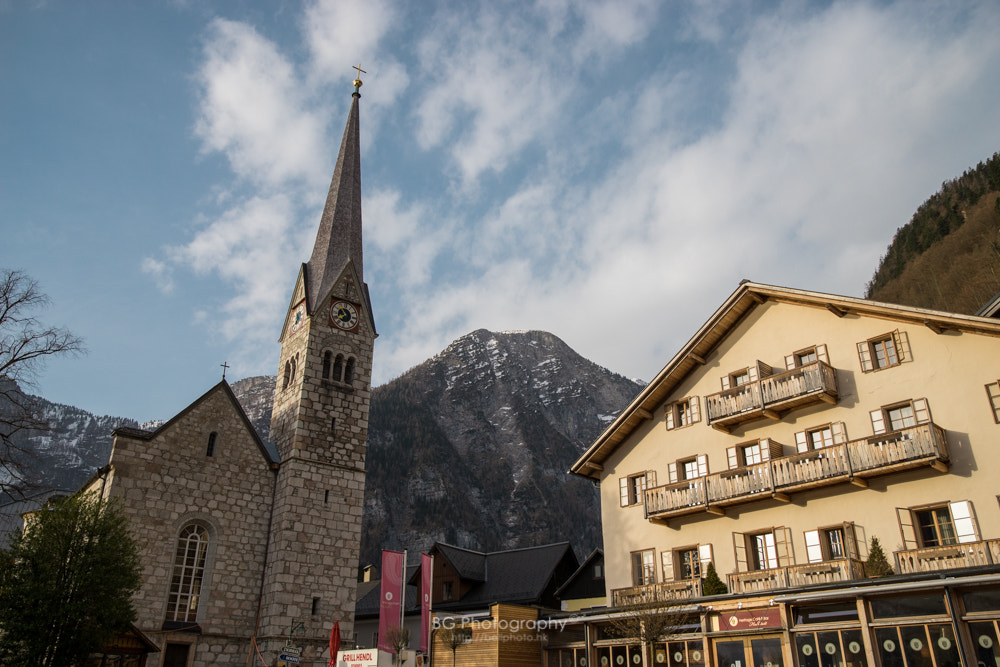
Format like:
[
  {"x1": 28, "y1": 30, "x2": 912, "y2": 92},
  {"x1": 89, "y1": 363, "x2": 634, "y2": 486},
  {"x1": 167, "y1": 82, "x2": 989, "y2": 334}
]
[
  {"x1": 653, "y1": 640, "x2": 705, "y2": 667},
  {"x1": 986, "y1": 380, "x2": 1000, "y2": 423},
  {"x1": 792, "y1": 601, "x2": 860, "y2": 625},
  {"x1": 661, "y1": 544, "x2": 713, "y2": 582},
  {"x1": 784, "y1": 344, "x2": 829, "y2": 370},
  {"x1": 733, "y1": 527, "x2": 792, "y2": 572},
  {"x1": 873, "y1": 624, "x2": 958, "y2": 667},
  {"x1": 857, "y1": 330, "x2": 907, "y2": 372},
  {"x1": 969, "y1": 620, "x2": 1000, "y2": 667},
  {"x1": 668, "y1": 455, "x2": 708, "y2": 483},
  {"x1": 804, "y1": 523, "x2": 858, "y2": 563},
  {"x1": 631, "y1": 549, "x2": 656, "y2": 586},
  {"x1": 619, "y1": 471, "x2": 656, "y2": 507},
  {"x1": 666, "y1": 397, "x2": 701, "y2": 429},
  {"x1": 795, "y1": 630, "x2": 868, "y2": 667},
  {"x1": 870, "y1": 399, "x2": 930, "y2": 435},
  {"x1": 897, "y1": 501, "x2": 979, "y2": 549}
]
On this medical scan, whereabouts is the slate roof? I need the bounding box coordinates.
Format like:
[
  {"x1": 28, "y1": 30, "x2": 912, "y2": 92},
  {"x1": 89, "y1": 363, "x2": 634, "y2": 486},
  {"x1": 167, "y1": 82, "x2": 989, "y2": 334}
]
[{"x1": 555, "y1": 548, "x2": 604, "y2": 600}]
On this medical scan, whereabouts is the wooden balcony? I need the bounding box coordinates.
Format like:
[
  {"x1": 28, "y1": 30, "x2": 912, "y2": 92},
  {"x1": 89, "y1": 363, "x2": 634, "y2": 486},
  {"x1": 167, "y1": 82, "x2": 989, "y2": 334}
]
[
  {"x1": 895, "y1": 539, "x2": 1000, "y2": 574},
  {"x1": 645, "y1": 424, "x2": 949, "y2": 521},
  {"x1": 706, "y1": 362, "x2": 838, "y2": 432},
  {"x1": 728, "y1": 558, "x2": 866, "y2": 594},
  {"x1": 612, "y1": 579, "x2": 702, "y2": 607}
]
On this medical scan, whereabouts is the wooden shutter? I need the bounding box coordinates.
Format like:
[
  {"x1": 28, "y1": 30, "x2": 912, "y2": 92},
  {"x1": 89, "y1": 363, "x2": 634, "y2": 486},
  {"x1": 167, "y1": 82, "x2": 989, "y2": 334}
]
[
  {"x1": 645, "y1": 470, "x2": 657, "y2": 491},
  {"x1": 950, "y1": 501, "x2": 980, "y2": 543},
  {"x1": 668, "y1": 463, "x2": 678, "y2": 485},
  {"x1": 764, "y1": 438, "x2": 782, "y2": 460},
  {"x1": 727, "y1": 447, "x2": 739, "y2": 470},
  {"x1": 893, "y1": 330, "x2": 908, "y2": 362},
  {"x1": 785, "y1": 354, "x2": 796, "y2": 370},
  {"x1": 721, "y1": 375, "x2": 731, "y2": 390},
  {"x1": 696, "y1": 454, "x2": 709, "y2": 478},
  {"x1": 748, "y1": 365, "x2": 759, "y2": 382},
  {"x1": 870, "y1": 409, "x2": 887, "y2": 435},
  {"x1": 690, "y1": 397, "x2": 701, "y2": 424},
  {"x1": 912, "y1": 398, "x2": 931, "y2": 424},
  {"x1": 756, "y1": 361, "x2": 773, "y2": 378},
  {"x1": 699, "y1": 544, "x2": 713, "y2": 572},
  {"x1": 897, "y1": 507, "x2": 918, "y2": 549},
  {"x1": 661, "y1": 550, "x2": 675, "y2": 582},
  {"x1": 775, "y1": 527, "x2": 794, "y2": 566},
  {"x1": 620, "y1": 477, "x2": 630, "y2": 507},
  {"x1": 758, "y1": 440, "x2": 771, "y2": 462},
  {"x1": 665, "y1": 405, "x2": 675, "y2": 430},
  {"x1": 733, "y1": 532, "x2": 748, "y2": 573},
  {"x1": 844, "y1": 522, "x2": 859, "y2": 560},
  {"x1": 816, "y1": 344, "x2": 829, "y2": 363},
  {"x1": 857, "y1": 341, "x2": 874, "y2": 372},
  {"x1": 804, "y1": 530, "x2": 823, "y2": 563},
  {"x1": 795, "y1": 431, "x2": 809, "y2": 453},
  {"x1": 831, "y1": 422, "x2": 846, "y2": 444}
]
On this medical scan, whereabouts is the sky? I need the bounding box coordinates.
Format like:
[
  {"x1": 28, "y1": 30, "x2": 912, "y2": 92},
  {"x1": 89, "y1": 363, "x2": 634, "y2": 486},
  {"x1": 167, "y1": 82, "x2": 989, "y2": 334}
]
[{"x1": 2, "y1": 0, "x2": 1000, "y2": 423}]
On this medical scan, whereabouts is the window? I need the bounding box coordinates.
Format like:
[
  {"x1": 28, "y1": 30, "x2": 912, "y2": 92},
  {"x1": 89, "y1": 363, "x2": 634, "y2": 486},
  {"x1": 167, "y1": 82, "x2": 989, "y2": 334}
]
[
  {"x1": 631, "y1": 549, "x2": 656, "y2": 586},
  {"x1": 166, "y1": 524, "x2": 210, "y2": 623},
  {"x1": 784, "y1": 344, "x2": 830, "y2": 370},
  {"x1": 206, "y1": 432, "x2": 217, "y2": 457},
  {"x1": 731, "y1": 370, "x2": 751, "y2": 387},
  {"x1": 897, "y1": 501, "x2": 980, "y2": 549},
  {"x1": 442, "y1": 581, "x2": 453, "y2": 601},
  {"x1": 665, "y1": 397, "x2": 701, "y2": 429},
  {"x1": 322, "y1": 351, "x2": 332, "y2": 379},
  {"x1": 796, "y1": 349, "x2": 817, "y2": 365},
  {"x1": 662, "y1": 545, "x2": 714, "y2": 583},
  {"x1": 794, "y1": 423, "x2": 845, "y2": 452},
  {"x1": 619, "y1": 471, "x2": 656, "y2": 507},
  {"x1": 282, "y1": 359, "x2": 292, "y2": 389},
  {"x1": 668, "y1": 455, "x2": 707, "y2": 483},
  {"x1": 325, "y1": 352, "x2": 357, "y2": 385},
  {"x1": 869, "y1": 399, "x2": 930, "y2": 435},
  {"x1": 332, "y1": 354, "x2": 344, "y2": 381},
  {"x1": 985, "y1": 380, "x2": 1000, "y2": 423},
  {"x1": 727, "y1": 439, "x2": 781, "y2": 469},
  {"x1": 734, "y1": 528, "x2": 792, "y2": 572},
  {"x1": 804, "y1": 523, "x2": 857, "y2": 563},
  {"x1": 857, "y1": 331, "x2": 906, "y2": 372},
  {"x1": 312, "y1": 597, "x2": 320, "y2": 615}
]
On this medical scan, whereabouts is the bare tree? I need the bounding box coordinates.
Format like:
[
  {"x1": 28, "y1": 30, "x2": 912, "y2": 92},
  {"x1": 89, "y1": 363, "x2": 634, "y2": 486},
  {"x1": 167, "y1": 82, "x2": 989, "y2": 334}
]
[
  {"x1": 386, "y1": 625, "x2": 411, "y2": 667},
  {"x1": 436, "y1": 625, "x2": 471, "y2": 667},
  {"x1": 606, "y1": 600, "x2": 698, "y2": 666},
  {"x1": 0, "y1": 269, "x2": 84, "y2": 496}
]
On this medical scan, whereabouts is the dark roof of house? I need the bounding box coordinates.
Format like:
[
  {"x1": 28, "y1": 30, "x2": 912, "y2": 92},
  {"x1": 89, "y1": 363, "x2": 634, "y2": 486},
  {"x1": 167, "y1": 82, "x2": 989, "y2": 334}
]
[{"x1": 555, "y1": 548, "x2": 604, "y2": 599}]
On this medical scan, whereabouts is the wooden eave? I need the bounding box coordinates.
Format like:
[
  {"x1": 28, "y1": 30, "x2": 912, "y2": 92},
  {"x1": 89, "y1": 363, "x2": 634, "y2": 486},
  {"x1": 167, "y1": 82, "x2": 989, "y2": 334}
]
[{"x1": 569, "y1": 281, "x2": 1000, "y2": 480}]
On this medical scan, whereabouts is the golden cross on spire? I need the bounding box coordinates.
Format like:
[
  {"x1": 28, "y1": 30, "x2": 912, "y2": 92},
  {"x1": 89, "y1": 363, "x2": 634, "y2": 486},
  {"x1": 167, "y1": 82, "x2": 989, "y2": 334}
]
[{"x1": 352, "y1": 63, "x2": 366, "y2": 90}]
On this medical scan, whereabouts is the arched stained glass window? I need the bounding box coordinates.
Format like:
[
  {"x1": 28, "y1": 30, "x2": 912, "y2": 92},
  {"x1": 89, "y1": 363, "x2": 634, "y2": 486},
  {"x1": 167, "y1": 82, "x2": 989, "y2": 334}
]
[{"x1": 166, "y1": 524, "x2": 209, "y2": 623}]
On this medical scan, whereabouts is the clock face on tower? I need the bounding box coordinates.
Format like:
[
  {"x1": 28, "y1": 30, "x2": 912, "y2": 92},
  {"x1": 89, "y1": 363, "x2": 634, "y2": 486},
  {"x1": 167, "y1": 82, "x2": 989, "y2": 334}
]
[
  {"x1": 330, "y1": 300, "x2": 359, "y2": 330},
  {"x1": 289, "y1": 303, "x2": 306, "y2": 335}
]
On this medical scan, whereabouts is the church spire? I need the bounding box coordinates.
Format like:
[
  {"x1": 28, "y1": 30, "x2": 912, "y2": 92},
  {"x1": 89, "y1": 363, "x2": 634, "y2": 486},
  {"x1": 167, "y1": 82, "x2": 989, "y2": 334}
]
[{"x1": 306, "y1": 77, "x2": 364, "y2": 312}]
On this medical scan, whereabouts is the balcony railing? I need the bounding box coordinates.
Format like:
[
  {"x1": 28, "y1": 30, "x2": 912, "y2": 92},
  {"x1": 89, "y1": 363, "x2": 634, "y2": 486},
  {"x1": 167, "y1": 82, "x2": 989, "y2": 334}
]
[
  {"x1": 645, "y1": 423, "x2": 949, "y2": 520},
  {"x1": 895, "y1": 539, "x2": 1000, "y2": 574},
  {"x1": 706, "y1": 362, "x2": 838, "y2": 431},
  {"x1": 611, "y1": 580, "x2": 702, "y2": 607},
  {"x1": 728, "y1": 558, "x2": 866, "y2": 594}
]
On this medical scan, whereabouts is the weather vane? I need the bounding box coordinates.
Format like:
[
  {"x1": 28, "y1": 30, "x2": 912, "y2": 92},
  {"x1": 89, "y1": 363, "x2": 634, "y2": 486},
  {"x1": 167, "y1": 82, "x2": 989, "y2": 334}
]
[
  {"x1": 353, "y1": 63, "x2": 366, "y2": 92},
  {"x1": 221, "y1": 361, "x2": 230, "y2": 380}
]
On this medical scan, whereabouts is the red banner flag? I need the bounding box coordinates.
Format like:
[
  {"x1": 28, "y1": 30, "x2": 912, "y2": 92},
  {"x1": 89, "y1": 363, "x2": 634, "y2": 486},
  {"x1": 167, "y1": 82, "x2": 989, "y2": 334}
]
[
  {"x1": 420, "y1": 553, "x2": 433, "y2": 653},
  {"x1": 378, "y1": 550, "x2": 405, "y2": 653}
]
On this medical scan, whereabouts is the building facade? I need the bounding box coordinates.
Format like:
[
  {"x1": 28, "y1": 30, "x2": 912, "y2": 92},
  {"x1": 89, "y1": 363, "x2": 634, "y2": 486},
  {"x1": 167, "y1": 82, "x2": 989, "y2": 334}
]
[
  {"x1": 565, "y1": 282, "x2": 1000, "y2": 667},
  {"x1": 81, "y1": 81, "x2": 375, "y2": 667}
]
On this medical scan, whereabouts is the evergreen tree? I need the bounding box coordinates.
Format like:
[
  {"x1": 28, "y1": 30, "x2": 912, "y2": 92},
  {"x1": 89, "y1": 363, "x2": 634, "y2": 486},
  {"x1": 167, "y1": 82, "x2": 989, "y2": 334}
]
[
  {"x1": 702, "y1": 562, "x2": 729, "y2": 595},
  {"x1": 0, "y1": 492, "x2": 141, "y2": 667},
  {"x1": 865, "y1": 537, "x2": 895, "y2": 577}
]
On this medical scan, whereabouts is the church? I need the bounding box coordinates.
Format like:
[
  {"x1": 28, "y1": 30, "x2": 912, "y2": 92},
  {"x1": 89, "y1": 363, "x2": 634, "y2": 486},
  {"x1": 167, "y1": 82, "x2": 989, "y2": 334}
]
[{"x1": 79, "y1": 75, "x2": 376, "y2": 667}]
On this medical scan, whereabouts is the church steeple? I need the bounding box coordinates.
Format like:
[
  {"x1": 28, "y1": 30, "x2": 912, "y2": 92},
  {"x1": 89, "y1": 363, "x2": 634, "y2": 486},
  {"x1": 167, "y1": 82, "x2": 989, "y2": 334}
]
[{"x1": 307, "y1": 86, "x2": 364, "y2": 312}]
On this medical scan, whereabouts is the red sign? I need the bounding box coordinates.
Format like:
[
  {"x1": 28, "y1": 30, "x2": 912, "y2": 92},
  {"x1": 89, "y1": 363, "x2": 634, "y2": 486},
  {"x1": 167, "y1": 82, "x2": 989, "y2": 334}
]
[{"x1": 720, "y1": 608, "x2": 782, "y2": 630}]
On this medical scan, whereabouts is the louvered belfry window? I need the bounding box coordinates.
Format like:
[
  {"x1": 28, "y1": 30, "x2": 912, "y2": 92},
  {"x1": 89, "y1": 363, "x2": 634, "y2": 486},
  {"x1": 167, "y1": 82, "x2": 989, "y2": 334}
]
[{"x1": 166, "y1": 524, "x2": 209, "y2": 623}]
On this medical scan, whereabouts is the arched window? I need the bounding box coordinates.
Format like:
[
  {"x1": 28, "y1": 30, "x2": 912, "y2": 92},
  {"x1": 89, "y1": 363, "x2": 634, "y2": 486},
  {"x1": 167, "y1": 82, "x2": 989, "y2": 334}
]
[
  {"x1": 166, "y1": 524, "x2": 209, "y2": 623},
  {"x1": 332, "y1": 354, "x2": 344, "y2": 382},
  {"x1": 345, "y1": 357, "x2": 356, "y2": 385},
  {"x1": 206, "y1": 432, "x2": 217, "y2": 457},
  {"x1": 322, "y1": 351, "x2": 332, "y2": 379},
  {"x1": 283, "y1": 360, "x2": 292, "y2": 389}
]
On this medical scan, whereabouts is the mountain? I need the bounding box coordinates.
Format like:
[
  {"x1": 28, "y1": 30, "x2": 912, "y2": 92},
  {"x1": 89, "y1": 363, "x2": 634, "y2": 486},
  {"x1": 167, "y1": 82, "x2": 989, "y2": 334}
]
[
  {"x1": 866, "y1": 151, "x2": 1000, "y2": 312},
  {"x1": 2, "y1": 331, "x2": 641, "y2": 562}
]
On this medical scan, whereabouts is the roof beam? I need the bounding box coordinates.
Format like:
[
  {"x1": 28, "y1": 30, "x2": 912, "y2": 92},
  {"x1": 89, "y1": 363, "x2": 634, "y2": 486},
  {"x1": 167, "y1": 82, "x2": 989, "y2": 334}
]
[{"x1": 825, "y1": 304, "x2": 847, "y2": 318}]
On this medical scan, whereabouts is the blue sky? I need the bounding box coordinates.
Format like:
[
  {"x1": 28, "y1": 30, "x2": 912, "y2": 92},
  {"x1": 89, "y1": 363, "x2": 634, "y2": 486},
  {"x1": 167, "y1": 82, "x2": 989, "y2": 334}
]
[{"x1": 3, "y1": 0, "x2": 999, "y2": 422}]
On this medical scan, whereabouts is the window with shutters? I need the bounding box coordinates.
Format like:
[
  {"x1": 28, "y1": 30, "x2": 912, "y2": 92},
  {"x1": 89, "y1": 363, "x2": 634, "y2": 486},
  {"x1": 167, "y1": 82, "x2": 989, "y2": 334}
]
[
  {"x1": 734, "y1": 527, "x2": 793, "y2": 572},
  {"x1": 730, "y1": 369, "x2": 751, "y2": 387},
  {"x1": 662, "y1": 544, "x2": 714, "y2": 582},
  {"x1": 804, "y1": 523, "x2": 858, "y2": 563},
  {"x1": 619, "y1": 471, "x2": 656, "y2": 507},
  {"x1": 986, "y1": 380, "x2": 1000, "y2": 423},
  {"x1": 869, "y1": 399, "x2": 930, "y2": 435},
  {"x1": 857, "y1": 331, "x2": 906, "y2": 372},
  {"x1": 668, "y1": 455, "x2": 708, "y2": 483},
  {"x1": 727, "y1": 439, "x2": 782, "y2": 469},
  {"x1": 631, "y1": 549, "x2": 656, "y2": 586},
  {"x1": 665, "y1": 396, "x2": 701, "y2": 430},
  {"x1": 794, "y1": 423, "x2": 846, "y2": 452},
  {"x1": 897, "y1": 501, "x2": 980, "y2": 549}
]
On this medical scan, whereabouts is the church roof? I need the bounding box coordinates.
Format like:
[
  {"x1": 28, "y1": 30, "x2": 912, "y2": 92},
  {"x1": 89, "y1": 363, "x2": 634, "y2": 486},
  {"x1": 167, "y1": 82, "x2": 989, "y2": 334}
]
[{"x1": 307, "y1": 90, "x2": 365, "y2": 314}]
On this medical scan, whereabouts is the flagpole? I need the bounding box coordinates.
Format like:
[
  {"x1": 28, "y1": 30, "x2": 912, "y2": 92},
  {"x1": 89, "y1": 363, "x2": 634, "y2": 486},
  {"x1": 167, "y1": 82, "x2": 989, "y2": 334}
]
[
  {"x1": 400, "y1": 550, "x2": 407, "y2": 634},
  {"x1": 427, "y1": 554, "x2": 434, "y2": 661}
]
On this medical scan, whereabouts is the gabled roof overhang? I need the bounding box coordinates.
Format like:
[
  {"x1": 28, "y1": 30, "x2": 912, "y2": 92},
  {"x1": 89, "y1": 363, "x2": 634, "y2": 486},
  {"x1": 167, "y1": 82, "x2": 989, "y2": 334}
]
[{"x1": 569, "y1": 281, "x2": 1000, "y2": 480}]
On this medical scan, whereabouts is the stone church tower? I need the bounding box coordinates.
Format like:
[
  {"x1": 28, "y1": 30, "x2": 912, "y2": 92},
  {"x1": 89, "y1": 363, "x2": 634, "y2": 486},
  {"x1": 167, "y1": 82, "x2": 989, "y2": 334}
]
[{"x1": 259, "y1": 76, "x2": 375, "y2": 658}]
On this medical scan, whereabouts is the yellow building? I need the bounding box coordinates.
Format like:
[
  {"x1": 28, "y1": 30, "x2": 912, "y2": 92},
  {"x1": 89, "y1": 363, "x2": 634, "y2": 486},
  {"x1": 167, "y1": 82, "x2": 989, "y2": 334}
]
[{"x1": 564, "y1": 282, "x2": 1000, "y2": 667}]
